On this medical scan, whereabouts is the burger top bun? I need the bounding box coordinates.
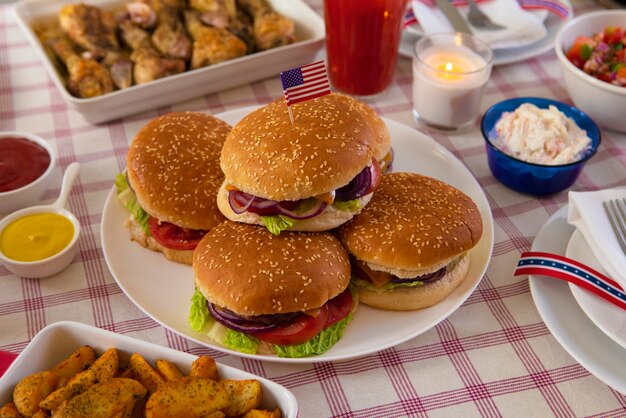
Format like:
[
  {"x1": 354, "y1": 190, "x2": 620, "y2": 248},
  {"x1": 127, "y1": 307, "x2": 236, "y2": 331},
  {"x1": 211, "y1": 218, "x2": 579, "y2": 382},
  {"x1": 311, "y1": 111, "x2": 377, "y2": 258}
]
[
  {"x1": 220, "y1": 94, "x2": 376, "y2": 201},
  {"x1": 194, "y1": 221, "x2": 351, "y2": 316},
  {"x1": 338, "y1": 172, "x2": 483, "y2": 271},
  {"x1": 127, "y1": 111, "x2": 231, "y2": 231},
  {"x1": 333, "y1": 93, "x2": 391, "y2": 163}
]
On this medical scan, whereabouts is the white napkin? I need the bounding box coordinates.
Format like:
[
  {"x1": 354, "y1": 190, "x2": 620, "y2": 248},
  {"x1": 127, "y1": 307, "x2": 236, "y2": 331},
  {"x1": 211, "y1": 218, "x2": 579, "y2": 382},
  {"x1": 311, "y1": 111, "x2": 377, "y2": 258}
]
[
  {"x1": 568, "y1": 189, "x2": 626, "y2": 290},
  {"x1": 411, "y1": 0, "x2": 547, "y2": 49}
]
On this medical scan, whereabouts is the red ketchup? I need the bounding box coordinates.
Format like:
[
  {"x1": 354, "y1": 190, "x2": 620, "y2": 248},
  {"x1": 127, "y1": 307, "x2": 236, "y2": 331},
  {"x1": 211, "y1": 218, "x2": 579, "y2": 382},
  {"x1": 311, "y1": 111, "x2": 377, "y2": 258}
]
[
  {"x1": 324, "y1": 0, "x2": 407, "y2": 96},
  {"x1": 0, "y1": 137, "x2": 51, "y2": 193}
]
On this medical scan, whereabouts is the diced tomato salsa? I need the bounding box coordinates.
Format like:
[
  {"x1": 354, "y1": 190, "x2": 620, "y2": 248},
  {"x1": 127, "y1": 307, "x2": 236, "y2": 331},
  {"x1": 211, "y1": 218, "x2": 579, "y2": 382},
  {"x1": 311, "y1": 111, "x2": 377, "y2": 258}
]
[{"x1": 565, "y1": 26, "x2": 626, "y2": 87}]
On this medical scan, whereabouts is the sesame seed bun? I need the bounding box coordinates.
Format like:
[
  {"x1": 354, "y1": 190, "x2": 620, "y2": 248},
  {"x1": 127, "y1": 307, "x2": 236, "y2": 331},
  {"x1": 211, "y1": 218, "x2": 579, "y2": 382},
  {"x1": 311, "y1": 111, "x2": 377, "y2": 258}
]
[
  {"x1": 338, "y1": 172, "x2": 483, "y2": 271},
  {"x1": 356, "y1": 253, "x2": 470, "y2": 311},
  {"x1": 193, "y1": 221, "x2": 351, "y2": 316},
  {"x1": 215, "y1": 181, "x2": 373, "y2": 232},
  {"x1": 338, "y1": 172, "x2": 483, "y2": 310},
  {"x1": 219, "y1": 93, "x2": 376, "y2": 201},
  {"x1": 332, "y1": 93, "x2": 391, "y2": 164},
  {"x1": 127, "y1": 111, "x2": 231, "y2": 230}
]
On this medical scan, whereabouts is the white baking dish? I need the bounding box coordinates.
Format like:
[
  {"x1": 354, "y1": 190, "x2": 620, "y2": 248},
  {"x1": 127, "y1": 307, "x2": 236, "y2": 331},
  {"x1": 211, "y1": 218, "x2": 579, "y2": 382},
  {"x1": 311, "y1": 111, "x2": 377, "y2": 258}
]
[
  {"x1": 0, "y1": 321, "x2": 298, "y2": 417},
  {"x1": 13, "y1": 0, "x2": 325, "y2": 124}
]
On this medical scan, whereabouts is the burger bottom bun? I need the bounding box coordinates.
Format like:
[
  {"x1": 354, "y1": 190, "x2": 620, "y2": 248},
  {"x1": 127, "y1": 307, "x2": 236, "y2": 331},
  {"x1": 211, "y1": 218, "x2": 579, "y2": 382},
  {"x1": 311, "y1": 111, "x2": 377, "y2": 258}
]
[
  {"x1": 127, "y1": 216, "x2": 193, "y2": 265},
  {"x1": 216, "y1": 183, "x2": 373, "y2": 232},
  {"x1": 356, "y1": 253, "x2": 470, "y2": 311}
]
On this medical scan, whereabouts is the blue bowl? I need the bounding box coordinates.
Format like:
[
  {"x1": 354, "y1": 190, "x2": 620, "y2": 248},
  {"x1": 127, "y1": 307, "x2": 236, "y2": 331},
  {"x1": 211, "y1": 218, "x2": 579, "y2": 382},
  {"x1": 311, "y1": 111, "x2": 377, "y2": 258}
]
[{"x1": 480, "y1": 97, "x2": 601, "y2": 196}]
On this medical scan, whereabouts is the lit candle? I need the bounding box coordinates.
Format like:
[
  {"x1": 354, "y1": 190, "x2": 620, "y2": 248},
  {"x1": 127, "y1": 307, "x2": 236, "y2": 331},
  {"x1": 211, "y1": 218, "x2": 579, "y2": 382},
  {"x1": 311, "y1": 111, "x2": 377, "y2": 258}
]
[{"x1": 412, "y1": 34, "x2": 493, "y2": 130}]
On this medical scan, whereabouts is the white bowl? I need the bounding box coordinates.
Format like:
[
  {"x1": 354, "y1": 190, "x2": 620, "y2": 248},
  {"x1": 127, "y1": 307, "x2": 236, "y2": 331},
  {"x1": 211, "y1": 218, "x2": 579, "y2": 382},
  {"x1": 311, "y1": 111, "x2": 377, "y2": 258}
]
[
  {"x1": 555, "y1": 10, "x2": 626, "y2": 133},
  {"x1": 0, "y1": 205, "x2": 81, "y2": 278},
  {"x1": 13, "y1": 0, "x2": 325, "y2": 124},
  {"x1": 0, "y1": 321, "x2": 298, "y2": 417},
  {"x1": 0, "y1": 132, "x2": 55, "y2": 215}
]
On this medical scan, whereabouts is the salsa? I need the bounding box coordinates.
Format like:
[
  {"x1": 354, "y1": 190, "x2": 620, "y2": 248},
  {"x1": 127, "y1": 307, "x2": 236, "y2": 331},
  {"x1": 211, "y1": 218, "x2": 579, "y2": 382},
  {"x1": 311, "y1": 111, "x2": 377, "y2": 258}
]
[
  {"x1": 0, "y1": 137, "x2": 51, "y2": 193},
  {"x1": 566, "y1": 26, "x2": 626, "y2": 87}
]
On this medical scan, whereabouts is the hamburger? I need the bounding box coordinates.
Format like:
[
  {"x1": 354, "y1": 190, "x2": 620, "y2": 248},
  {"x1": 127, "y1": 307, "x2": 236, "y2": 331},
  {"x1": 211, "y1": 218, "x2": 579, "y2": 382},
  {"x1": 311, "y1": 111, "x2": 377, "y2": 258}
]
[
  {"x1": 115, "y1": 111, "x2": 231, "y2": 265},
  {"x1": 189, "y1": 221, "x2": 357, "y2": 358},
  {"x1": 333, "y1": 93, "x2": 394, "y2": 173},
  {"x1": 338, "y1": 172, "x2": 483, "y2": 310},
  {"x1": 217, "y1": 93, "x2": 381, "y2": 234}
]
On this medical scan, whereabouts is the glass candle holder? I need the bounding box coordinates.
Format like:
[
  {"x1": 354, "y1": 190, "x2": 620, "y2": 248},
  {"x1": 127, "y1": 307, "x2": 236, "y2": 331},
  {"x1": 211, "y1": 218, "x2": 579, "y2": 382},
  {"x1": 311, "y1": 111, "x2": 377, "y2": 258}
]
[
  {"x1": 412, "y1": 33, "x2": 494, "y2": 131},
  {"x1": 324, "y1": 0, "x2": 408, "y2": 97}
]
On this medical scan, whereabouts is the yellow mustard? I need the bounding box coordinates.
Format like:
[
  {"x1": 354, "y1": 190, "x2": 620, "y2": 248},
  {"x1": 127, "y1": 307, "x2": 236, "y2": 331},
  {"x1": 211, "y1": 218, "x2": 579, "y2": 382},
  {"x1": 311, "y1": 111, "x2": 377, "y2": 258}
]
[{"x1": 0, "y1": 213, "x2": 74, "y2": 262}]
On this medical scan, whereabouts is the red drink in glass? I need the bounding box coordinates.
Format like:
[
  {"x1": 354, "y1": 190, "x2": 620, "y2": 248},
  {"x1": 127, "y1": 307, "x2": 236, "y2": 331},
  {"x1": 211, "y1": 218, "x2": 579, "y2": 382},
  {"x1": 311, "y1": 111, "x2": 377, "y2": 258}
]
[{"x1": 324, "y1": 0, "x2": 408, "y2": 96}]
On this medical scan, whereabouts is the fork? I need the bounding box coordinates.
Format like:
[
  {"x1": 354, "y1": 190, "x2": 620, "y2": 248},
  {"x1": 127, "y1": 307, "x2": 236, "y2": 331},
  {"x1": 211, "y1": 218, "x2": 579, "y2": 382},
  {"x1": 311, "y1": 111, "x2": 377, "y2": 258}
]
[
  {"x1": 466, "y1": 0, "x2": 505, "y2": 30},
  {"x1": 603, "y1": 198, "x2": 626, "y2": 255}
]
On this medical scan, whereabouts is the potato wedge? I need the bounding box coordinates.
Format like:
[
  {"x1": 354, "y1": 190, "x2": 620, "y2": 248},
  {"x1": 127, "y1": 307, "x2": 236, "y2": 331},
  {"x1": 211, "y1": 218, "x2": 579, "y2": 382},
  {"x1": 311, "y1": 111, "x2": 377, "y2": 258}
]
[
  {"x1": 13, "y1": 371, "x2": 59, "y2": 416},
  {"x1": 189, "y1": 356, "x2": 219, "y2": 381},
  {"x1": 31, "y1": 410, "x2": 48, "y2": 418},
  {"x1": 40, "y1": 348, "x2": 119, "y2": 411},
  {"x1": 220, "y1": 379, "x2": 262, "y2": 417},
  {"x1": 128, "y1": 353, "x2": 164, "y2": 392},
  {"x1": 154, "y1": 360, "x2": 183, "y2": 381},
  {"x1": 0, "y1": 401, "x2": 24, "y2": 418},
  {"x1": 243, "y1": 408, "x2": 282, "y2": 418},
  {"x1": 52, "y1": 346, "x2": 96, "y2": 387},
  {"x1": 52, "y1": 378, "x2": 146, "y2": 418},
  {"x1": 144, "y1": 377, "x2": 229, "y2": 418}
]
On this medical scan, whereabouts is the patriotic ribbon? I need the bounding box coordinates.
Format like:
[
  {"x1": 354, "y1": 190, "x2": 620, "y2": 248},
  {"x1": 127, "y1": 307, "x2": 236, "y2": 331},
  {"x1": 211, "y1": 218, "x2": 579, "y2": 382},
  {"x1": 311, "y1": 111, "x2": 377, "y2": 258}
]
[
  {"x1": 403, "y1": 0, "x2": 570, "y2": 28},
  {"x1": 514, "y1": 251, "x2": 626, "y2": 310}
]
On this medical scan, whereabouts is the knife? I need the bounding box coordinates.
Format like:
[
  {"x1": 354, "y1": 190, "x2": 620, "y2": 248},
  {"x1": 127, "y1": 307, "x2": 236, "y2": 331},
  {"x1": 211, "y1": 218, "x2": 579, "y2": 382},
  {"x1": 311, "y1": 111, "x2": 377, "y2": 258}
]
[{"x1": 433, "y1": 0, "x2": 471, "y2": 34}]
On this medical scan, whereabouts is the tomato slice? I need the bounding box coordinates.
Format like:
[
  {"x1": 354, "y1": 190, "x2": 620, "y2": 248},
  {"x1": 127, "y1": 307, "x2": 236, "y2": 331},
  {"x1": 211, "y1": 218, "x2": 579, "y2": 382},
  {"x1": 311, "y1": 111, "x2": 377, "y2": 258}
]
[
  {"x1": 252, "y1": 305, "x2": 329, "y2": 346},
  {"x1": 325, "y1": 288, "x2": 353, "y2": 327},
  {"x1": 147, "y1": 217, "x2": 206, "y2": 250}
]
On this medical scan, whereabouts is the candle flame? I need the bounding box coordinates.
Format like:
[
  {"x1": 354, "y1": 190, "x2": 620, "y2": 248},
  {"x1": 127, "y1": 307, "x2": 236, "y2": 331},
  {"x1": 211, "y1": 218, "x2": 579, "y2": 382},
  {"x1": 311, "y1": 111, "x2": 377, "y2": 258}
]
[{"x1": 445, "y1": 62, "x2": 453, "y2": 72}]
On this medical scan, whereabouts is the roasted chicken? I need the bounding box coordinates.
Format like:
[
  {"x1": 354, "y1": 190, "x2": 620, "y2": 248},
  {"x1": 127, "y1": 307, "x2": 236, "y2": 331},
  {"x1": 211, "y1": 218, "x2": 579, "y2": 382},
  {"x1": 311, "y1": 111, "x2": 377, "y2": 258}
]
[
  {"x1": 184, "y1": 10, "x2": 246, "y2": 69},
  {"x1": 237, "y1": 0, "x2": 296, "y2": 50},
  {"x1": 151, "y1": 0, "x2": 192, "y2": 60},
  {"x1": 189, "y1": 0, "x2": 236, "y2": 28}
]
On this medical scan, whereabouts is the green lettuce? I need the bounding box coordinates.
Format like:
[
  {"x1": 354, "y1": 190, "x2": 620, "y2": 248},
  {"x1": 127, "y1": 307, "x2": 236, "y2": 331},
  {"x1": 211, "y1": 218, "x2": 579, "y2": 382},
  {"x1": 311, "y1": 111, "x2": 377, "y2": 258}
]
[
  {"x1": 224, "y1": 329, "x2": 260, "y2": 354},
  {"x1": 332, "y1": 199, "x2": 361, "y2": 212},
  {"x1": 273, "y1": 313, "x2": 353, "y2": 358},
  {"x1": 114, "y1": 173, "x2": 150, "y2": 235},
  {"x1": 261, "y1": 215, "x2": 297, "y2": 235},
  {"x1": 352, "y1": 277, "x2": 424, "y2": 293},
  {"x1": 189, "y1": 288, "x2": 210, "y2": 332}
]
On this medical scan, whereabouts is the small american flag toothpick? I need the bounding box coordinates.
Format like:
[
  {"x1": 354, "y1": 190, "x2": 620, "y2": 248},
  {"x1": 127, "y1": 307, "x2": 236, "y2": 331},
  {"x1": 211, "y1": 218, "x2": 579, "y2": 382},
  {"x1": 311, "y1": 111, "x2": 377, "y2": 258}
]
[{"x1": 280, "y1": 60, "x2": 331, "y2": 123}]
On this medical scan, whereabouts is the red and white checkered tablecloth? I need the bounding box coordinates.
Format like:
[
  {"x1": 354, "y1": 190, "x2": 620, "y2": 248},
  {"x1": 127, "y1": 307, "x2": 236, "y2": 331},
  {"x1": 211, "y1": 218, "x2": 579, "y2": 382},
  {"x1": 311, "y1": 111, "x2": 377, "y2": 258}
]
[{"x1": 1, "y1": 0, "x2": 626, "y2": 416}]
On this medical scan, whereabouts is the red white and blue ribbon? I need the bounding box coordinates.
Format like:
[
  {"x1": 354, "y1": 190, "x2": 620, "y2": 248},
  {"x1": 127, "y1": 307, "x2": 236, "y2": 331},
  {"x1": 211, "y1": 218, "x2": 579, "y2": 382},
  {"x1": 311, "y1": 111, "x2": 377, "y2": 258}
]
[{"x1": 514, "y1": 251, "x2": 626, "y2": 310}]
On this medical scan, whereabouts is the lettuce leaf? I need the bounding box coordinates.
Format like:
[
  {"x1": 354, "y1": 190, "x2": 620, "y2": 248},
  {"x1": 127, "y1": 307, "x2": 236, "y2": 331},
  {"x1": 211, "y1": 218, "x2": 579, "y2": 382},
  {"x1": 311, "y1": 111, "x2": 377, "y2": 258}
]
[
  {"x1": 224, "y1": 329, "x2": 260, "y2": 354},
  {"x1": 114, "y1": 173, "x2": 150, "y2": 235},
  {"x1": 260, "y1": 215, "x2": 297, "y2": 235},
  {"x1": 352, "y1": 277, "x2": 424, "y2": 293},
  {"x1": 332, "y1": 199, "x2": 362, "y2": 212},
  {"x1": 273, "y1": 313, "x2": 353, "y2": 358},
  {"x1": 189, "y1": 288, "x2": 210, "y2": 332}
]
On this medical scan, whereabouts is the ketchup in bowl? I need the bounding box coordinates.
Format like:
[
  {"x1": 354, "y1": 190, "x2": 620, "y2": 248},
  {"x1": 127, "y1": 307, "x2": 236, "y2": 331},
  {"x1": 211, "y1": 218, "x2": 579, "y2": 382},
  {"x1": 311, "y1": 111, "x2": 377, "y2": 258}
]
[{"x1": 0, "y1": 137, "x2": 51, "y2": 193}]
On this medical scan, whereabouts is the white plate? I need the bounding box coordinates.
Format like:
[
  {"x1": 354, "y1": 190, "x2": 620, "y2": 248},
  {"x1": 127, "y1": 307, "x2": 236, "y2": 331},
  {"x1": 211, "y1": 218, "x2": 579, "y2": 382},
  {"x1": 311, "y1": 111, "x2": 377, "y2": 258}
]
[
  {"x1": 529, "y1": 206, "x2": 626, "y2": 395},
  {"x1": 101, "y1": 107, "x2": 494, "y2": 364},
  {"x1": 0, "y1": 321, "x2": 298, "y2": 416},
  {"x1": 566, "y1": 230, "x2": 626, "y2": 350},
  {"x1": 399, "y1": 0, "x2": 572, "y2": 66},
  {"x1": 13, "y1": 0, "x2": 324, "y2": 124}
]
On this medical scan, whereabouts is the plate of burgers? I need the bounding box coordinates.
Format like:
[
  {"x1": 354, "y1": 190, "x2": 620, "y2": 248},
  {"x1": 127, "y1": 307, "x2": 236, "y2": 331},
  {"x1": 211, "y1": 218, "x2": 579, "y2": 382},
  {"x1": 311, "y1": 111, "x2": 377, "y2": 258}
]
[{"x1": 101, "y1": 94, "x2": 494, "y2": 363}]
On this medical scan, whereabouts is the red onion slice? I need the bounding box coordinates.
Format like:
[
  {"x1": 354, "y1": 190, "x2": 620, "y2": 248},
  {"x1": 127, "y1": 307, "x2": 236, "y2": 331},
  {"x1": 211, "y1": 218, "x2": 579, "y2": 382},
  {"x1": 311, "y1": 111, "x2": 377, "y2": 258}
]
[
  {"x1": 228, "y1": 190, "x2": 255, "y2": 214},
  {"x1": 335, "y1": 165, "x2": 372, "y2": 201},
  {"x1": 208, "y1": 302, "x2": 279, "y2": 333},
  {"x1": 276, "y1": 199, "x2": 327, "y2": 220}
]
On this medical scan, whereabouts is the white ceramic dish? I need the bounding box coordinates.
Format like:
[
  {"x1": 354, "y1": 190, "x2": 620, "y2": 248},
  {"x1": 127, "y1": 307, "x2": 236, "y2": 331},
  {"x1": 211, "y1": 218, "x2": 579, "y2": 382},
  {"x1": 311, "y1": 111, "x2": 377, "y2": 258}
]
[
  {"x1": 13, "y1": 0, "x2": 325, "y2": 124},
  {"x1": 528, "y1": 206, "x2": 626, "y2": 395},
  {"x1": 566, "y1": 230, "x2": 626, "y2": 350},
  {"x1": 0, "y1": 321, "x2": 298, "y2": 416},
  {"x1": 554, "y1": 10, "x2": 626, "y2": 133},
  {"x1": 399, "y1": 0, "x2": 572, "y2": 66},
  {"x1": 100, "y1": 107, "x2": 495, "y2": 364},
  {"x1": 0, "y1": 131, "x2": 56, "y2": 215},
  {"x1": 0, "y1": 163, "x2": 80, "y2": 278}
]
